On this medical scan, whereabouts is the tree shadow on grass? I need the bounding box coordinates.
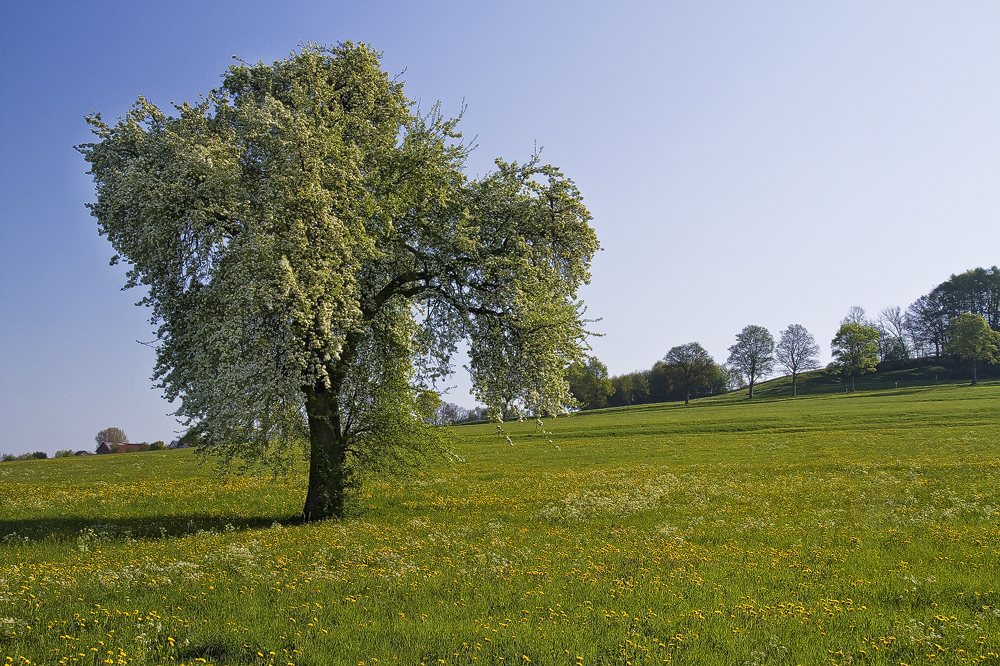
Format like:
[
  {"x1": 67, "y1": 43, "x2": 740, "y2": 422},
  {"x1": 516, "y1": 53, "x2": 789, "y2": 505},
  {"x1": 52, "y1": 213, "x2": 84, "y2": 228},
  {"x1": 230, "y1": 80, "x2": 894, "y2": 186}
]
[
  {"x1": 0, "y1": 513, "x2": 306, "y2": 543},
  {"x1": 173, "y1": 634, "x2": 294, "y2": 666}
]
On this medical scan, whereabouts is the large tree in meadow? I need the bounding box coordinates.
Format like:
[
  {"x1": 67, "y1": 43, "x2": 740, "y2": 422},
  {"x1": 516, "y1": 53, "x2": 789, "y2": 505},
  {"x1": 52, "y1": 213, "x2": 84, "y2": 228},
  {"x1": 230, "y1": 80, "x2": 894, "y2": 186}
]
[
  {"x1": 726, "y1": 325, "x2": 775, "y2": 399},
  {"x1": 830, "y1": 323, "x2": 881, "y2": 392},
  {"x1": 79, "y1": 43, "x2": 599, "y2": 520},
  {"x1": 662, "y1": 343, "x2": 716, "y2": 405},
  {"x1": 774, "y1": 324, "x2": 820, "y2": 397},
  {"x1": 947, "y1": 312, "x2": 1000, "y2": 385}
]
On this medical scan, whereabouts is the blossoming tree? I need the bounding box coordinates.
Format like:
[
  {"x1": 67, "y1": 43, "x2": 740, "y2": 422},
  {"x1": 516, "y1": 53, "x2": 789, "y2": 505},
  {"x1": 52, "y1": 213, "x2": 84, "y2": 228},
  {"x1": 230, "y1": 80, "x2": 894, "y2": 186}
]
[{"x1": 79, "y1": 43, "x2": 599, "y2": 519}]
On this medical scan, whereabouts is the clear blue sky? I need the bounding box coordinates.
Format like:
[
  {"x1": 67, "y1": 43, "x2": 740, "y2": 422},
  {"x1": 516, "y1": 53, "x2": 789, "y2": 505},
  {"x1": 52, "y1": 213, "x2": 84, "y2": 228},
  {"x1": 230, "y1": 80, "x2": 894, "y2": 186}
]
[{"x1": 2, "y1": 1, "x2": 999, "y2": 456}]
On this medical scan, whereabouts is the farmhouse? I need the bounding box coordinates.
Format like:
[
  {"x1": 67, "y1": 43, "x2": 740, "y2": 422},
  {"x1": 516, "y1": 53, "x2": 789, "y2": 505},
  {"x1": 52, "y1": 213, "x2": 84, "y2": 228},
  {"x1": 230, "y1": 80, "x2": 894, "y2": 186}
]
[{"x1": 95, "y1": 442, "x2": 149, "y2": 454}]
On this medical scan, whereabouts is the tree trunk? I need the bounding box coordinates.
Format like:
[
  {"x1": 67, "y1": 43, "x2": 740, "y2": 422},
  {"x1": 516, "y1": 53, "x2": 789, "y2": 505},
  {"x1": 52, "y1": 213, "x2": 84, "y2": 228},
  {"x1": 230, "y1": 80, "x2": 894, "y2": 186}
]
[
  {"x1": 851, "y1": 374, "x2": 856, "y2": 392},
  {"x1": 791, "y1": 373, "x2": 797, "y2": 397},
  {"x1": 972, "y1": 360, "x2": 978, "y2": 386},
  {"x1": 302, "y1": 388, "x2": 349, "y2": 521},
  {"x1": 748, "y1": 380, "x2": 754, "y2": 400}
]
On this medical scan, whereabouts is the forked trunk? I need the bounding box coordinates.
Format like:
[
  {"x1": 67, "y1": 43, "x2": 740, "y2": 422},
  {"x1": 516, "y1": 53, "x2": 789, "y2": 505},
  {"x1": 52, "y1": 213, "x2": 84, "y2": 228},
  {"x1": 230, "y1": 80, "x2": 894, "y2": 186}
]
[{"x1": 302, "y1": 388, "x2": 349, "y2": 521}]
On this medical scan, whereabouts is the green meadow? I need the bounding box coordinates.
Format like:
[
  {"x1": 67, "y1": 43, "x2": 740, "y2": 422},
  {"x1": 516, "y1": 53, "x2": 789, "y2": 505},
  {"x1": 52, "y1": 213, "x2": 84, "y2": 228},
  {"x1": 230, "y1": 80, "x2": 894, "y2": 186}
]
[{"x1": 1, "y1": 381, "x2": 998, "y2": 665}]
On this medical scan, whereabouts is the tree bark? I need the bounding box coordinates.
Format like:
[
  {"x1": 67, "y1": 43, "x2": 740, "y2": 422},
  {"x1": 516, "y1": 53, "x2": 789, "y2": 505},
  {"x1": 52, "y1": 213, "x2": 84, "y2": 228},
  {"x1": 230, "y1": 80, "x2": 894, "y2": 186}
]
[
  {"x1": 972, "y1": 360, "x2": 978, "y2": 386},
  {"x1": 301, "y1": 330, "x2": 365, "y2": 521},
  {"x1": 302, "y1": 388, "x2": 349, "y2": 521},
  {"x1": 791, "y1": 372, "x2": 797, "y2": 397}
]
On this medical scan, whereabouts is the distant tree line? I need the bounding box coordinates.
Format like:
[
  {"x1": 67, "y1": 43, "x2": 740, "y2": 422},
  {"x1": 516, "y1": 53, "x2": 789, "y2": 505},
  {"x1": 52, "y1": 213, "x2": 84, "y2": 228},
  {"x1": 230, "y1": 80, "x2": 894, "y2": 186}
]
[
  {"x1": 1, "y1": 451, "x2": 50, "y2": 462},
  {"x1": 566, "y1": 346, "x2": 733, "y2": 410},
  {"x1": 433, "y1": 402, "x2": 490, "y2": 425},
  {"x1": 566, "y1": 265, "x2": 999, "y2": 409},
  {"x1": 1, "y1": 427, "x2": 174, "y2": 462}
]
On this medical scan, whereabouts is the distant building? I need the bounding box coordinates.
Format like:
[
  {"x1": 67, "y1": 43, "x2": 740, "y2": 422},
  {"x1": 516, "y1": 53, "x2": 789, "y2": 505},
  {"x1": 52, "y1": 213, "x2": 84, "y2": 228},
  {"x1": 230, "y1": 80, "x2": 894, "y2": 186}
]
[
  {"x1": 117, "y1": 443, "x2": 148, "y2": 453},
  {"x1": 95, "y1": 442, "x2": 150, "y2": 454},
  {"x1": 74, "y1": 450, "x2": 92, "y2": 456}
]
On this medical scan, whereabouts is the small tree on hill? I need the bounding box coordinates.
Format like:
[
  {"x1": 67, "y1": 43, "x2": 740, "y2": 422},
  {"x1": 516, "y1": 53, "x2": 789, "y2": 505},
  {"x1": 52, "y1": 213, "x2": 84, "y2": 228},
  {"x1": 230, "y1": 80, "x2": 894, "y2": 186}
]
[
  {"x1": 830, "y1": 323, "x2": 881, "y2": 392},
  {"x1": 634, "y1": 373, "x2": 650, "y2": 404},
  {"x1": 727, "y1": 325, "x2": 775, "y2": 399},
  {"x1": 617, "y1": 374, "x2": 635, "y2": 407},
  {"x1": 663, "y1": 343, "x2": 716, "y2": 405},
  {"x1": 947, "y1": 312, "x2": 1000, "y2": 385},
  {"x1": 878, "y1": 306, "x2": 910, "y2": 362},
  {"x1": 775, "y1": 324, "x2": 820, "y2": 397},
  {"x1": 841, "y1": 306, "x2": 870, "y2": 326}
]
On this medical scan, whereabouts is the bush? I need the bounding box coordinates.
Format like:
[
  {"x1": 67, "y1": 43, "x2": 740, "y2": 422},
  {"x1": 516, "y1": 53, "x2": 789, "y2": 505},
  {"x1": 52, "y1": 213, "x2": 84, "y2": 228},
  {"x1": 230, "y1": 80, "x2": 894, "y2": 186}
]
[
  {"x1": 55, "y1": 450, "x2": 74, "y2": 458},
  {"x1": 32, "y1": 451, "x2": 48, "y2": 459},
  {"x1": 1, "y1": 454, "x2": 15, "y2": 462},
  {"x1": 149, "y1": 440, "x2": 165, "y2": 451}
]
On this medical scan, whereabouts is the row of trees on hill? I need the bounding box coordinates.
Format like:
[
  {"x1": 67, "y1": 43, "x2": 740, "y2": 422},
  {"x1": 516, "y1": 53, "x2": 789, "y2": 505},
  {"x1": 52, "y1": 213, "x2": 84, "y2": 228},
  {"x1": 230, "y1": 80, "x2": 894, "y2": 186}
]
[
  {"x1": 433, "y1": 403, "x2": 489, "y2": 425},
  {"x1": 836, "y1": 268, "x2": 1000, "y2": 380},
  {"x1": 568, "y1": 266, "x2": 1000, "y2": 409},
  {"x1": 567, "y1": 322, "x2": 824, "y2": 409},
  {"x1": 895, "y1": 266, "x2": 1000, "y2": 359}
]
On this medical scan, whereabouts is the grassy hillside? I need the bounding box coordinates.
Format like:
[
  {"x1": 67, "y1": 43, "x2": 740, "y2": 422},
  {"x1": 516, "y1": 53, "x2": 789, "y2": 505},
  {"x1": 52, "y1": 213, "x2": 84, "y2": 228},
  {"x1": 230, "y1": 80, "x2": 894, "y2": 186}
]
[
  {"x1": 1, "y1": 383, "x2": 998, "y2": 665},
  {"x1": 717, "y1": 362, "x2": 987, "y2": 402}
]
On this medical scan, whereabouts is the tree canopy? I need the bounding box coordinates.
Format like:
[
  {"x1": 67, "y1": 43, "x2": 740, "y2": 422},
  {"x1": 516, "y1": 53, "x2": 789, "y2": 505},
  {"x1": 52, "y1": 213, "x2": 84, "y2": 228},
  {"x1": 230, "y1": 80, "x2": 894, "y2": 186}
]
[
  {"x1": 726, "y1": 325, "x2": 775, "y2": 399},
  {"x1": 95, "y1": 427, "x2": 128, "y2": 446},
  {"x1": 566, "y1": 358, "x2": 613, "y2": 411},
  {"x1": 947, "y1": 312, "x2": 1000, "y2": 385},
  {"x1": 830, "y1": 322, "x2": 881, "y2": 391},
  {"x1": 876, "y1": 306, "x2": 909, "y2": 362},
  {"x1": 905, "y1": 267, "x2": 1000, "y2": 358},
  {"x1": 79, "y1": 43, "x2": 599, "y2": 519},
  {"x1": 774, "y1": 324, "x2": 820, "y2": 397},
  {"x1": 662, "y1": 343, "x2": 716, "y2": 405}
]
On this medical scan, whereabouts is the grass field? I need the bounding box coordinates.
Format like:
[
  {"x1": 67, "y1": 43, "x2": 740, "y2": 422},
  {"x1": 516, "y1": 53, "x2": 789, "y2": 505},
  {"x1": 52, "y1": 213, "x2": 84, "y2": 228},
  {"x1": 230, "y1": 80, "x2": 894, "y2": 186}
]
[{"x1": 1, "y1": 382, "x2": 998, "y2": 665}]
